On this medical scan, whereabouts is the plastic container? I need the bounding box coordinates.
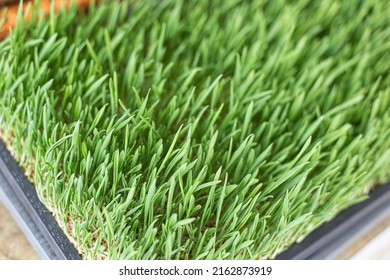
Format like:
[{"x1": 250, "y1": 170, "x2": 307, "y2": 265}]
[{"x1": 0, "y1": 140, "x2": 80, "y2": 259}]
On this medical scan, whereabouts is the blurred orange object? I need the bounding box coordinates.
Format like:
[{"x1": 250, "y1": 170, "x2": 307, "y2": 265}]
[{"x1": 0, "y1": 0, "x2": 91, "y2": 40}]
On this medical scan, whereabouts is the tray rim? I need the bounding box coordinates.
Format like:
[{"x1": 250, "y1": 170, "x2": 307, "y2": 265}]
[
  {"x1": 276, "y1": 183, "x2": 390, "y2": 259},
  {"x1": 0, "y1": 140, "x2": 81, "y2": 260}
]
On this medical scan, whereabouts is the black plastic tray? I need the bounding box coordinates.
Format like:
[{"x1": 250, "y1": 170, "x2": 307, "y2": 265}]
[
  {"x1": 1, "y1": 138, "x2": 390, "y2": 260},
  {"x1": 0, "y1": 140, "x2": 80, "y2": 260},
  {"x1": 276, "y1": 183, "x2": 390, "y2": 260},
  {"x1": 276, "y1": 182, "x2": 390, "y2": 259}
]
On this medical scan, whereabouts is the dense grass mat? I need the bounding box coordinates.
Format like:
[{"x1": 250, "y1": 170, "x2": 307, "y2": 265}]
[{"x1": 0, "y1": 0, "x2": 390, "y2": 259}]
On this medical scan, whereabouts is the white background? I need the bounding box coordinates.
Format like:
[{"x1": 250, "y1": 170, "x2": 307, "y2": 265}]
[{"x1": 0, "y1": 260, "x2": 388, "y2": 280}]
